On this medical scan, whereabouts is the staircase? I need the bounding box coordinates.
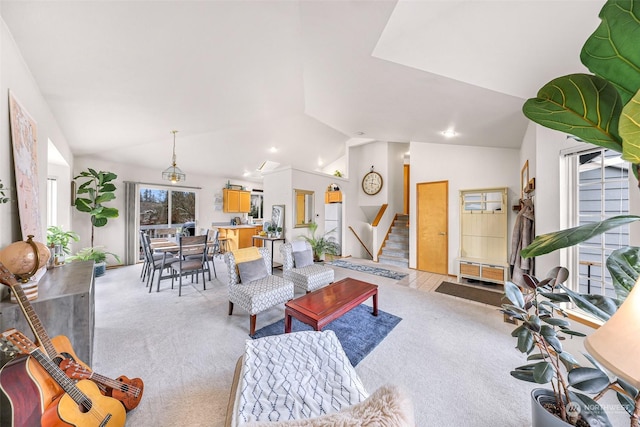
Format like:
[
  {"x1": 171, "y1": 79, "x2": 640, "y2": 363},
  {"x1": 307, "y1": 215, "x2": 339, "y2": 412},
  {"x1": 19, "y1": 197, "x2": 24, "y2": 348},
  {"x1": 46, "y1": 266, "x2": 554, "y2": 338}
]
[{"x1": 378, "y1": 214, "x2": 409, "y2": 268}]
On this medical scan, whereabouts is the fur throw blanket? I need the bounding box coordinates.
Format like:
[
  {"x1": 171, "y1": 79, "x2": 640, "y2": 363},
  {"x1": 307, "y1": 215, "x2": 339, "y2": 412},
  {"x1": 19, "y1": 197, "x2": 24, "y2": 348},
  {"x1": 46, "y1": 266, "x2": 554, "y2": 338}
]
[{"x1": 244, "y1": 384, "x2": 414, "y2": 427}]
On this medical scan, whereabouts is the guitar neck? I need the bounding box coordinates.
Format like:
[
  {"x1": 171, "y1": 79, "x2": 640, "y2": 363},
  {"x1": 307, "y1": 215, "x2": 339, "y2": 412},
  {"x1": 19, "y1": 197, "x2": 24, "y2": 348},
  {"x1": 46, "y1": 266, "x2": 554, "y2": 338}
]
[
  {"x1": 29, "y1": 348, "x2": 90, "y2": 408},
  {"x1": 10, "y1": 285, "x2": 58, "y2": 358},
  {"x1": 90, "y1": 372, "x2": 139, "y2": 394}
]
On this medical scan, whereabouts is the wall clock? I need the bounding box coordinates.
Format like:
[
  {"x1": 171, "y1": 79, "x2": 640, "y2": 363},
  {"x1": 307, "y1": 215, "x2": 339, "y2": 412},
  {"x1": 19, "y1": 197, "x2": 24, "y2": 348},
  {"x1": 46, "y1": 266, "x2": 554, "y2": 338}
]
[{"x1": 362, "y1": 168, "x2": 383, "y2": 195}]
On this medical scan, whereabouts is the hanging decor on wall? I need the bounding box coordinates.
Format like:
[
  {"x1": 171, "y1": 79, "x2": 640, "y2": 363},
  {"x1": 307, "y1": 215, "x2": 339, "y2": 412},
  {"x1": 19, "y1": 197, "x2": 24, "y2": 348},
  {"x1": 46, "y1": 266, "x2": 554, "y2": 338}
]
[
  {"x1": 9, "y1": 90, "x2": 43, "y2": 243},
  {"x1": 162, "y1": 130, "x2": 186, "y2": 184}
]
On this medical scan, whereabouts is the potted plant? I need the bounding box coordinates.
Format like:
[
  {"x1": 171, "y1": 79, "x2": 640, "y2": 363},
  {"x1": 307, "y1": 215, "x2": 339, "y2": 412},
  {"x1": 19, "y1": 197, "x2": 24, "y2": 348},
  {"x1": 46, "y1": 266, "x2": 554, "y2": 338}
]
[
  {"x1": 73, "y1": 168, "x2": 120, "y2": 273},
  {"x1": 276, "y1": 226, "x2": 283, "y2": 238},
  {"x1": 267, "y1": 225, "x2": 276, "y2": 238},
  {"x1": 68, "y1": 247, "x2": 121, "y2": 277},
  {"x1": 301, "y1": 222, "x2": 340, "y2": 262},
  {"x1": 46, "y1": 226, "x2": 79, "y2": 267},
  {"x1": 501, "y1": 267, "x2": 640, "y2": 427}
]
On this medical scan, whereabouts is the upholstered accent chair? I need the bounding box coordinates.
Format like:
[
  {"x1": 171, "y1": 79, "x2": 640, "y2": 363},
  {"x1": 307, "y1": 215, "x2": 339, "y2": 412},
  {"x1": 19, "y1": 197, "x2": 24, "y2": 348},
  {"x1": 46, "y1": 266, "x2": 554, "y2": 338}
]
[
  {"x1": 280, "y1": 242, "x2": 334, "y2": 294},
  {"x1": 224, "y1": 247, "x2": 294, "y2": 335}
]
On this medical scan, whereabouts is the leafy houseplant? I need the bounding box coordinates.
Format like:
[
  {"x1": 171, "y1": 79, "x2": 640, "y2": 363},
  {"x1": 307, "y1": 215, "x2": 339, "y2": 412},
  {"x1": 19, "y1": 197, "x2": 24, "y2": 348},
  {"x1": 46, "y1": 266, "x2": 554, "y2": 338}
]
[
  {"x1": 301, "y1": 222, "x2": 340, "y2": 262},
  {"x1": 46, "y1": 226, "x2": 79, "y2": 255},
  {"x1": 46, "y1": 226, "x2": 80, "y2": 267},
  {"x1": 502, "y1": 268, "x2": 638, "y2": 427},
  {"x1": 74, "y1": 168, "x2": 119, "y2": 249},
  {"x1": 68, "y1": 247, "x2": 121, "y2": 277}
]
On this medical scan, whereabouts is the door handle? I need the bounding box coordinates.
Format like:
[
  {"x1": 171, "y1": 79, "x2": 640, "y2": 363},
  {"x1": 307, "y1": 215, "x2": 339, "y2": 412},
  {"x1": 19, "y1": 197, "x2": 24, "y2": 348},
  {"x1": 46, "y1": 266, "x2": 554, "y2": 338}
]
[{"x1": 438, "y1": 232, "x2": 447, "y2": 236}]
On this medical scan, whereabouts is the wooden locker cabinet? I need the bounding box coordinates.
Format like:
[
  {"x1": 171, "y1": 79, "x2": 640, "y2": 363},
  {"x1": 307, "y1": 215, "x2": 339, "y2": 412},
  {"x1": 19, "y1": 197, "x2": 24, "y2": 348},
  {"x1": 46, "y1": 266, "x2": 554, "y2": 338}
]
[
  {"x1": 457, "y1": 187, "x2": 509, "y2": 285},
  {"x1": 325, "y1": 191, "x2": 342, "y2": 204},
  {"x1": 223, "y1": 189, "x2": 251, "y2": 213}
]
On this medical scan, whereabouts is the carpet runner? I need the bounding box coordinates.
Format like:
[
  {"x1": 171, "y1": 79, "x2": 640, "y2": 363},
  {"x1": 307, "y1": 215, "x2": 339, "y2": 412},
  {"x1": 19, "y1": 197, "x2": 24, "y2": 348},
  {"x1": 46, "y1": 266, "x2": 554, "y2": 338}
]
[{"x1": 326, "y1": 259, "x2": 408, "y2": 281}]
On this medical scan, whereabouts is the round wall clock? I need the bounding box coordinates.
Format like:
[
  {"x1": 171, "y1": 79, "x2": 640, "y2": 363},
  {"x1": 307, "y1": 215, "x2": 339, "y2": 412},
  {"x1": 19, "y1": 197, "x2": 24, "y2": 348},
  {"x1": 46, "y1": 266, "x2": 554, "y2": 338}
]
[{"x1": 362, "y1": 170, "x2": 383, "y2": 195}]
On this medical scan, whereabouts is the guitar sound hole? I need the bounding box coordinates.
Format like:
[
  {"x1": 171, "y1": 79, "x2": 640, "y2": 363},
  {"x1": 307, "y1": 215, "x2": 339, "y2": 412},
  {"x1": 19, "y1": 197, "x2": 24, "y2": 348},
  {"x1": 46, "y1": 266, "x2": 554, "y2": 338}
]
[{"x1": 79, "y1": 399, "x2": 92, "y2": 413}]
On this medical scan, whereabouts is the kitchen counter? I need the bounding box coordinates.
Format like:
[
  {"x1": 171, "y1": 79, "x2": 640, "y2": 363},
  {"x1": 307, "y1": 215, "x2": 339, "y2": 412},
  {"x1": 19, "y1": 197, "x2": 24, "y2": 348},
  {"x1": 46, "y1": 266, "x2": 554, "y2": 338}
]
[{"x1": 215, "y1": 225, "x2": 262, "y2": 250}]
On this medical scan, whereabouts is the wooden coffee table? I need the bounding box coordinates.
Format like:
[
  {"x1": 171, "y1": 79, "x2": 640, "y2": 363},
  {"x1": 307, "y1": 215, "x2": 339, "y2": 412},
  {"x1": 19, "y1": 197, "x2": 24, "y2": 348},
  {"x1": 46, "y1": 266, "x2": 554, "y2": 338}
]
[{"x1": 284, "y1": 277, "x2": 378, "y2": 333}]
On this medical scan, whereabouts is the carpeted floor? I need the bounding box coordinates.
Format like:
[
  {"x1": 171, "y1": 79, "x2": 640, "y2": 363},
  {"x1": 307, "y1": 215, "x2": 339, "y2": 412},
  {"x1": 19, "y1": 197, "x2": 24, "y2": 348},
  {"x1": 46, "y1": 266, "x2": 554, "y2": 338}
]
[
  {"x1": 251, "y1": 304, "x2": 402, "y2": 366},
  {"x1": 326, "y1": 259, "x2": 408, "y2": 280},
  {"x1": 87, "y1": 260, "x2": 628, "y2": 426},
  {"x1": 435, "y1": 281, "x2": 504, "y2": 307}
]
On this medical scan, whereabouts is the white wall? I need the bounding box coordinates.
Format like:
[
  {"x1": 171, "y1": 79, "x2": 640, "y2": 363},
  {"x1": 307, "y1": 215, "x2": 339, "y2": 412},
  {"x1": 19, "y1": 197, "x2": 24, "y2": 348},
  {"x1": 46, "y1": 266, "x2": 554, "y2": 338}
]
[
  {"x1": 409, "y1": 142, "x2": 520, "y2": 274},
  {"x1": 0, "y1": 18, "x2": 74, "y2": 248}
]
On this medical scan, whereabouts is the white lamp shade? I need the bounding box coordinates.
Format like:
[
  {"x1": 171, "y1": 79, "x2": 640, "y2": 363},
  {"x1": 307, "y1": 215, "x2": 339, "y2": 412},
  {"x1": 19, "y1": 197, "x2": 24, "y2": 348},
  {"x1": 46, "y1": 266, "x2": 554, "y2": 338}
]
[{"x1": 584, "y1": 278, "x2": 640, "y2": 389}]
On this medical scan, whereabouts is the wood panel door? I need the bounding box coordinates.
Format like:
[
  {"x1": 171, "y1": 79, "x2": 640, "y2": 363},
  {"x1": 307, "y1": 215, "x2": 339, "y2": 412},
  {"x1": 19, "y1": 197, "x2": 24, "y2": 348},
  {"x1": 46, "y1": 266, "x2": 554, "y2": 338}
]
[{"x1": 417, "y1": 181, "x2": 448, "y2": 273}]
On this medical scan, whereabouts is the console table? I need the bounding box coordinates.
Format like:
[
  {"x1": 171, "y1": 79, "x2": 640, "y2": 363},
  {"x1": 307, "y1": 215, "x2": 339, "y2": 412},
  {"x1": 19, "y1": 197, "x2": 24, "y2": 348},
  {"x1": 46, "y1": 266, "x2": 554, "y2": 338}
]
[
  {"x1": 0, "y1": 261, "x2": 95, "y2": 426},
  {"x1": 252, "y1": 235, "x2": 285, "y2": 273}
]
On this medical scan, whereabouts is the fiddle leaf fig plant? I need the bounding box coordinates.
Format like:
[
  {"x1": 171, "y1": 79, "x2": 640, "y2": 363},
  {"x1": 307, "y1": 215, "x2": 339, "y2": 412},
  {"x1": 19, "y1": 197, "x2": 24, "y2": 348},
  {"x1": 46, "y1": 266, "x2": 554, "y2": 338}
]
[
  {"x1": 521, "y1": 0, "x2": 640, "y2": 260},
  {"x1": 74, "y1": 168, "x2": 119, "y2": 249}
]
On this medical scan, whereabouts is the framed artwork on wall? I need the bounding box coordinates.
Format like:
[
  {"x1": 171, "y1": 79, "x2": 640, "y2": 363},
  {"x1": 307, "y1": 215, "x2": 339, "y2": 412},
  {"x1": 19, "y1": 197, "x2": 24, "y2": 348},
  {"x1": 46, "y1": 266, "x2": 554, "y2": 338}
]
[
  {"x1": 271, "y1": 205, "x2": 284, "y2": 231},
  {"x1": 9, "y1": 90, "x2": 43, "y2": 243}
]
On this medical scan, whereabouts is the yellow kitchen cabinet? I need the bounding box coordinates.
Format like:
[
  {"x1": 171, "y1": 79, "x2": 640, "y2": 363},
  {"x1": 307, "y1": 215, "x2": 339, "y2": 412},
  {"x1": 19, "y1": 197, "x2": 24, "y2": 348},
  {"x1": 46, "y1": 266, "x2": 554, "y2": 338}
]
[{"x1": 223, "y1": 189, "x2": 251, "y2": 213}]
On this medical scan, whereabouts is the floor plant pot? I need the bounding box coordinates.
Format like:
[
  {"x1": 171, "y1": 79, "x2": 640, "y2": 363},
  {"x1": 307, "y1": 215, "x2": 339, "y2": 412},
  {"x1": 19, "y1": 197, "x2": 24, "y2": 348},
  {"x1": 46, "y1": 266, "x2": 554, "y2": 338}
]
[
  {"x1": 94, "y1": 261, "x2": 106, "y2": 277},
  {"x1": 531, "y1": 389, "x2": 574, "y2": 427}
]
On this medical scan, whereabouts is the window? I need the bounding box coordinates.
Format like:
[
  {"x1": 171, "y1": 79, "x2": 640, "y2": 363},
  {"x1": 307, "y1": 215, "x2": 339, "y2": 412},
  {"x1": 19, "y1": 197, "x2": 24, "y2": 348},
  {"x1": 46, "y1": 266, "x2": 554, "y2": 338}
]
[
  {"x1": 47, "y1": 177, "x2": 58, "y2": 227},
  {"x1": 565, "y1": 148, "x2": 629, "y2": 298}
]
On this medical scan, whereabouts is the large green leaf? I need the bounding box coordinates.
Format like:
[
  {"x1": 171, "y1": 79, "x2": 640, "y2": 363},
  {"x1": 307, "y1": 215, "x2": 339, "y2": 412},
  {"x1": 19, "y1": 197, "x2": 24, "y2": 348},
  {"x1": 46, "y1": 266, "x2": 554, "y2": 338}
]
[
  {"x1": 521, "y1": 215, "x2": 640, "y2": 258},
  {"x1": 504, "y1": 281, "x2": 524, "y2": 308},
  {"x1": 580, "y1": 0, "x2": 640, "y2": 105},
  {"x1": 620, "y1": 89, "x2": 640, "y2": 163},
  {"x1": 532, "y1": 361, "x2": 554, "y2": 384},
  {"x1": 522, "y1": 74, "x2": 623, "y2": 151},
  {"x1": 606, "y1": 246, "x2": 640, "y2": 299},
  {"x1": 559, "y1": 285, "x2": 613, "y2": 322},
  {"x1": 568, "y1": 367, "x2": 611, "y2": 393},
  {"x1": 568, "y1": 391, "x2": 613, "y2": 427}
]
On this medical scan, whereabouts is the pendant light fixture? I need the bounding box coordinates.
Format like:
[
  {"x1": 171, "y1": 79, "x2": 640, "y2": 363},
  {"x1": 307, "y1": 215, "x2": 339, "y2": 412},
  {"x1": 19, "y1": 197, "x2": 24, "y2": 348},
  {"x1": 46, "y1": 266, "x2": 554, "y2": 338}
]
[{"x1": 162, "y1": 130, "x2": 186, "y2": 184}]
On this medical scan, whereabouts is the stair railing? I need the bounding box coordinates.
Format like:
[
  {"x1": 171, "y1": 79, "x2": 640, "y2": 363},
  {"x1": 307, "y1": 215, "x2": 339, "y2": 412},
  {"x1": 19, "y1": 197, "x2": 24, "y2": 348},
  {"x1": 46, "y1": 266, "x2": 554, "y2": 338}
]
[{"x1": 348, "y1": 226, "x2": 373, "y2": 259}]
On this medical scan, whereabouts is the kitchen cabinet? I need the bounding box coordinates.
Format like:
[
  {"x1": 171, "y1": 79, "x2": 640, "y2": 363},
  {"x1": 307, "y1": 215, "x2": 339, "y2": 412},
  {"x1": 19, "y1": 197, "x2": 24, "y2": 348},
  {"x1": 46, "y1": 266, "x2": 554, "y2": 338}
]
[
  {"x1": 223, "y1": 189, "x2": 251, "y2": 213},
  {"x1": 325, "y1": 190, "x2": 342, "y2": 204}
]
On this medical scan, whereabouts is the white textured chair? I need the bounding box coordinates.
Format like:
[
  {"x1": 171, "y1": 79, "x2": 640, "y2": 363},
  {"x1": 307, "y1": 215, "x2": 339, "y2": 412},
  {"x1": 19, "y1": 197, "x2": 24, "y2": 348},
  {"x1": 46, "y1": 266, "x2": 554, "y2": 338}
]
[
  {"x1": 224, "y1": 247, "x2": 294, "y2": 335},
  {"x1": 280, "y1": 241, "x2": 334, "y2": 294}
]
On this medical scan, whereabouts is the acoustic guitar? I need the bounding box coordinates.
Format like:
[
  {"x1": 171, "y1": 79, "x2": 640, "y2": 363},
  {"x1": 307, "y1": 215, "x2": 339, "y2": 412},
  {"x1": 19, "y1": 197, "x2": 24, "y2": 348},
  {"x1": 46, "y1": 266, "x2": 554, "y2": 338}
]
[
  {"x1": 0, "y1": 262, "x2": 144, "y2": 410},
  {"x1": 1, "y1": 328, "x2": 126, "y2": 427},
  {"x1": 0, "y1": 355, "x2": 44, "y2": 427}
]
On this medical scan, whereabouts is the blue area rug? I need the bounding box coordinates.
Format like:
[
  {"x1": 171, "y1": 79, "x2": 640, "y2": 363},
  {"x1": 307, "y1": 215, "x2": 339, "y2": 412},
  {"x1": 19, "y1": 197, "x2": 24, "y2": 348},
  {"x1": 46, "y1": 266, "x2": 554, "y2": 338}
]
[
  {"x1": 326, "y1": 259, "x2": 408, "y2": 281},
  {"x1": 251, "y1": 304, "x2": 402, "y2": 366}
]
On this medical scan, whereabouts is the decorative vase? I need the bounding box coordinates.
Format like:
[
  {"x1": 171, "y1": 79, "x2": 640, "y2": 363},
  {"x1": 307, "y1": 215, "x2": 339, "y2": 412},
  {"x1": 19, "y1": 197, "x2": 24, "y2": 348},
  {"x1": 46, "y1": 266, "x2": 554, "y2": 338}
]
[
  {"x1": 531, "y1": 389, "x2": 574, "y2": 427},
  {"x1": 94, "y1": 262, "x2": 106, "y2": 277}
]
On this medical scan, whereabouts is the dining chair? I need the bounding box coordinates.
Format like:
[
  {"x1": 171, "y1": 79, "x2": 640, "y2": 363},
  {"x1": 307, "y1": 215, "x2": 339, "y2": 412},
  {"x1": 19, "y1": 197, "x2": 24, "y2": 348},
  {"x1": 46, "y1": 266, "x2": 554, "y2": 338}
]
[
  {"x1": 186, "y1": 229, "x2": 217, "y2": 281},
  {"x1": 170, "y1": 234, "x2": 208, "y2": 296},
  {"x1": 141, "y1": 233, "x2": 179, "y2": 291}
]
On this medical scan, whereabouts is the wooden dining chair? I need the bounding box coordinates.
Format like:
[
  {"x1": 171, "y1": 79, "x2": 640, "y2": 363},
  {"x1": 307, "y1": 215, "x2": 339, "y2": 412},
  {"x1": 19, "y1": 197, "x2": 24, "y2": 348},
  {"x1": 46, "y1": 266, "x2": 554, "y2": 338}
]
[{"x1": 170, "y1": 235, "x2": 208, "y2": 296}]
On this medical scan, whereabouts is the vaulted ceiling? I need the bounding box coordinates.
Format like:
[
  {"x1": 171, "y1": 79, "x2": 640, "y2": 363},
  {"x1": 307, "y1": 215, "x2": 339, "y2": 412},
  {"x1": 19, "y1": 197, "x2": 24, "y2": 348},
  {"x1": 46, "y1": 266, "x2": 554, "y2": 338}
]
[{"x1": 0, "y1": 0, "x2": 603, "y2": 181}]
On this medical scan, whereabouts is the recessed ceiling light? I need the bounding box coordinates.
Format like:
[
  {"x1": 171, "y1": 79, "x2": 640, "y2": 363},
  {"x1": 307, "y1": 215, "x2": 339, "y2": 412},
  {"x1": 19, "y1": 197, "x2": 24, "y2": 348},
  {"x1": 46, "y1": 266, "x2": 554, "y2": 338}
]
[
  {"x1": 318, "y1": 158, "x2": 324, "y2": 167},
  {"x1": 269, "y1": 147, "x2": 278, "y2": 153},
  {"x1": 441, "y1": 129, "x2": 457, "y2": 138},
  {"x1": 243, "y1": 171, "x2": 251, "y2": 177},
  {"x1": 355, "y1": 131, "x2": 365, "y2": 135}
]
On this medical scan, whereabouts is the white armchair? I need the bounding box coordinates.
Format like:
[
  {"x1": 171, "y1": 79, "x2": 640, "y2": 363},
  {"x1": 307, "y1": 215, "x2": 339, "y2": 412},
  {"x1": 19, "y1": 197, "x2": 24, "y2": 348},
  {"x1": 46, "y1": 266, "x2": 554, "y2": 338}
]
[
  {"x1": 280, "y1": 242, "x2": 334, "y2": 294},
  {"x1": 224, "y1": 247, "x2": 294, "y2": 335}
]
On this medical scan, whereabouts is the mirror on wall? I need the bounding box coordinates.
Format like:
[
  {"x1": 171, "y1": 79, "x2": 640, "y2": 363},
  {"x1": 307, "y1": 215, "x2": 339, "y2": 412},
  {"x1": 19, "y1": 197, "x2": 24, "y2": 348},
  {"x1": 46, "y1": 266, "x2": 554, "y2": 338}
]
[{"x1": 294, "y1": 189, "x2": 314, "y2": 228}]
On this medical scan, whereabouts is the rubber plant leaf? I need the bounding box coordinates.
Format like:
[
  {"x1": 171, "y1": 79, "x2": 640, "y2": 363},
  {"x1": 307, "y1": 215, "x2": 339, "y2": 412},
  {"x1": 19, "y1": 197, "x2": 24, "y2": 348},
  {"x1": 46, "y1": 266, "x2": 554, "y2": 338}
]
[
  {"x1": 605, "y1": 246, "x2": 640, "y2": 299},
  {"x1": 568, "y1": 367, "x2": 611, "y2": 393},
  {"x1": 521, "y1": 215, "x2": 640, "y2": 258},
  {"x1": 522, "y1": 73, "x2": 623, "y2": 152},
  {"x1": 532, "y1": 361, "x2": 554, "y2": 384},
  {"x1": 558, "y1": 285, "x2": 613, "y2": 322},
  {"x1": 568, "y1": 391, "x2": 613, "y2": 427},
  {"x1": 620, "y1": 88, "x2": 640, "y2": 163},
  {"x1": 580, "y1": 0, "x2": 640, "y2": 105}
]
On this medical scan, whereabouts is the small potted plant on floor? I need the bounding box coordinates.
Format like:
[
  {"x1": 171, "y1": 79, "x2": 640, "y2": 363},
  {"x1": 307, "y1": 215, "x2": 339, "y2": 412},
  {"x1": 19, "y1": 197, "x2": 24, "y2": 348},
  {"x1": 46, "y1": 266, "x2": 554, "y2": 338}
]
[
  {"x1": 68, "y1": 246, "x2": 121, "y2": 277},
  {"x1": 301, "y1": 222, "x2": 340, "y2": 262},
  {"x1": 46, "y1": 226, "x2": 80, "y2": 267}
]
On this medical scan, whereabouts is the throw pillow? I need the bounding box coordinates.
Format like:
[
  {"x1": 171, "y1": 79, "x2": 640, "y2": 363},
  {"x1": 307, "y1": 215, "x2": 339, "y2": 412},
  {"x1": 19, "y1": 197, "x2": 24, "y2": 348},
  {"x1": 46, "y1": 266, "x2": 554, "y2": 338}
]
[
  {"x1": 238, "y1": 258, "x2": 269, "y2": 284},
  {"x1": 293, "y1": 249, "x2": 314, "y2": 268}
]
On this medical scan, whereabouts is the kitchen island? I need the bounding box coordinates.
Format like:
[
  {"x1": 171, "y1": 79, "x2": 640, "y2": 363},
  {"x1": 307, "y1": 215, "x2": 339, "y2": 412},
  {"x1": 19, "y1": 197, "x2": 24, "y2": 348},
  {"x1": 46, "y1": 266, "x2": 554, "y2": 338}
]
[{"x1": 216, "y1": 225, "x2": 262, "y2": 251}]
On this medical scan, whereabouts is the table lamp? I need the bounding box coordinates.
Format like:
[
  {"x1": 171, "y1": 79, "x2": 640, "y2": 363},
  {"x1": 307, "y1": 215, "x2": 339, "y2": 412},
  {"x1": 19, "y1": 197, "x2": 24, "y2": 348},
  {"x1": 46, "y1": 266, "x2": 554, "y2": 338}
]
[{"x1": 584, "y1": 278, "x2": 640, "y2": 422}]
